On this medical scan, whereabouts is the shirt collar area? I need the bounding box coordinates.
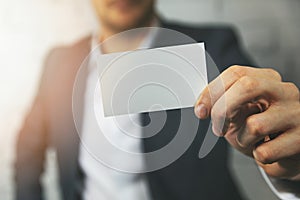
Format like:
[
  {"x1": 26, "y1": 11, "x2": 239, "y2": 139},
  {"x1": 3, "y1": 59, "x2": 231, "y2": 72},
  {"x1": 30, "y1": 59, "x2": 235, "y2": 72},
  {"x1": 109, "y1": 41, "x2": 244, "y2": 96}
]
[{"x1": 90, "y1": 18, "x2": 160, "y2": 52}]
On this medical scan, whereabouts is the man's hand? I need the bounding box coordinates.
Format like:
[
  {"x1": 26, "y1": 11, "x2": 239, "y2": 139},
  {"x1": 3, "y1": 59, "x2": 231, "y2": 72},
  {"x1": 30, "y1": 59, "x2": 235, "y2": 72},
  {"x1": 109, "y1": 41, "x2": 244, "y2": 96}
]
[{"x1": 194, "y1": 65, "x2": 300, "y2": 181}]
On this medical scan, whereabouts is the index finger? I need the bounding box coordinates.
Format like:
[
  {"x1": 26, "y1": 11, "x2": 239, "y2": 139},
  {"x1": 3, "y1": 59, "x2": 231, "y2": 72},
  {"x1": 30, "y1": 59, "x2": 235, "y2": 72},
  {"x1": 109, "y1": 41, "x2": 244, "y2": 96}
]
[{"x1": 194, "y1": 65, "x2": 282, "y2": 119}]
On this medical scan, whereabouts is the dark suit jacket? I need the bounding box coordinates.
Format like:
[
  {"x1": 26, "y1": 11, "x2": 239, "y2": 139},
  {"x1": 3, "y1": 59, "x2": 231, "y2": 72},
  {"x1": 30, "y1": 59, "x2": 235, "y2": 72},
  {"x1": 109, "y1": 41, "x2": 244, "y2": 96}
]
[{"x1": 15, "y1": 21, "x2": 252, "y2": 200}]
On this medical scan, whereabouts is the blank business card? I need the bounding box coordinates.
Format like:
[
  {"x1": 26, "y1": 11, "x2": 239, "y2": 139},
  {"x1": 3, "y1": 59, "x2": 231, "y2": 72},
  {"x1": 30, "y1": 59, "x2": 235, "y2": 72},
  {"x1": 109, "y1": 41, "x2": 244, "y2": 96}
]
[{"x1": 97, "y1": 43, "x2": 207, "y2": 117}]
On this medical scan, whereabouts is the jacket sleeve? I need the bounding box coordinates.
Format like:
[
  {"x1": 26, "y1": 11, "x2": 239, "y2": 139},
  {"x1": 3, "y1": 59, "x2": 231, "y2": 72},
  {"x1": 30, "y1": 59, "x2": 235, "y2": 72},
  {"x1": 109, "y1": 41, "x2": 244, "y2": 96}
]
[{"x1": 14, "y1": 50, "x2": 56, "y2": 200}]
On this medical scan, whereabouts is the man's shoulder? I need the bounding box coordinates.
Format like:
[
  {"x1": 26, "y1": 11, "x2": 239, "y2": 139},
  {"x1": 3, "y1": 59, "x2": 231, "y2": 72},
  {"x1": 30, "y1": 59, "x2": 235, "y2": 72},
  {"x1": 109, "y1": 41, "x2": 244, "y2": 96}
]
[
  {"x1": 45, "y1": 35, "x2": 91, "y2": 67},
  {"x1": 39, "y1": 35, "x2": 91, "y2": 90}
]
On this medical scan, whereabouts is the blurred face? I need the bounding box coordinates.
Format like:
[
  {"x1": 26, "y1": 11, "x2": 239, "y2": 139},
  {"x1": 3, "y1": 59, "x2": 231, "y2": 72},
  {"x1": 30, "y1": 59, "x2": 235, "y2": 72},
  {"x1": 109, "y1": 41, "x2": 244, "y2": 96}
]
[{"x1": 92, "y1": 0, "x2": 156, "y2": 32}]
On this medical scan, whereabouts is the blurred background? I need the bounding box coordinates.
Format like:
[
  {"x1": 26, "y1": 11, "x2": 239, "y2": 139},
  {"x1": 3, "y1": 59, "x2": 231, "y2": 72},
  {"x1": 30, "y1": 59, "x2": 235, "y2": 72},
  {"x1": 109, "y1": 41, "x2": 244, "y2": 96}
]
[{"x1": 0, "y1": 0, "x2": 299, "y2": 199}]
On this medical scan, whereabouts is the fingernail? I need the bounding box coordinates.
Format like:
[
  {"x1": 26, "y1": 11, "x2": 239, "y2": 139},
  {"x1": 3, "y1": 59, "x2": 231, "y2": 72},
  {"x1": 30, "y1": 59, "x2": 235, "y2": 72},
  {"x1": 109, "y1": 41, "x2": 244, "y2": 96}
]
[
  {"x1": 252, "y1": 149, "x2": 265, "y2": 164},
  {"x1": 195, "y1": 104, "x2": 207, "y2": 119},
  {"x1": 252, "y1": 150, "x2": 261, "y2": 163},
  {"x1": 212, "y1": 124, "x2": 223, "y2": 137},
  {"x1": 252, "y1": 150, "x2": 259, "y2": 161}
]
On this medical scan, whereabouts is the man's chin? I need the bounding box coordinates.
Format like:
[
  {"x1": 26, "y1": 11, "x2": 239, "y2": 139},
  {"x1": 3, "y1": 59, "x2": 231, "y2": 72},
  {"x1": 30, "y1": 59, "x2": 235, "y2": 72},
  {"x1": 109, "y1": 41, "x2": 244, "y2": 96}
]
[{"x1": 109, "y1": 20, "x2": 146, "y2": 32}]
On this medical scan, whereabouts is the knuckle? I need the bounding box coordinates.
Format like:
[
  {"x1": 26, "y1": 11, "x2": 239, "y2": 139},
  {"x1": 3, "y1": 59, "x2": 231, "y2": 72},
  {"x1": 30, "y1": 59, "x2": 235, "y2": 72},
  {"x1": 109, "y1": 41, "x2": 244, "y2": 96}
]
[
  {"x1": 255, "y1": 147, "x2": 274, "y2": 164},
  {"x1": 265, "y1": 68, "x2": 282, "y2": 81},
  {"x1": 284, "y1": 82, "x2": 300, "y2": 100},
  {"x1": 229, "y1": 65, "x2": 241, "y2": 71},
  {"x1": 239, "y1": 76, "x2": 259, "y2": 93},
  {"x1": 228, "y1": 65, "x2": 246, "y2": 77},
  {"x1": 247, "y1": 117, "x2": 265, "y2": 136}
]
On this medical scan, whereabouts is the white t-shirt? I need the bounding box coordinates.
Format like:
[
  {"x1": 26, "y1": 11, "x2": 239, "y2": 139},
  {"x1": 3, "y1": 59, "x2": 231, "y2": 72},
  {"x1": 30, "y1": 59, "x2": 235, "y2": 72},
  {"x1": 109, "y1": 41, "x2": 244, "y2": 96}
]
[{"x1": 78, "y1": 28, "x2": 157, "y2": 200}]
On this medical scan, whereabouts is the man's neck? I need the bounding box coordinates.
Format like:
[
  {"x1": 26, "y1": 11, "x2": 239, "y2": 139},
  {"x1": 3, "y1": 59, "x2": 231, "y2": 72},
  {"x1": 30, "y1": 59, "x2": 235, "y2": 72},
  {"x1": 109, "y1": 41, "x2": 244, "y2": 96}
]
[{"x1": 98, "y1": 16, "x2": 157, "y2": 54}]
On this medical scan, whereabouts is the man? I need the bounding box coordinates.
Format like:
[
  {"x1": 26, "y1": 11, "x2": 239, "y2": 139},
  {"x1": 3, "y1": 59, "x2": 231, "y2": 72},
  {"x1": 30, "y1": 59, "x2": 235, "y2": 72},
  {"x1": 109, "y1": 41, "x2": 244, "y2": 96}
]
[{"x1": 15, "y1": 0, "x2": 300, "y2": 200}]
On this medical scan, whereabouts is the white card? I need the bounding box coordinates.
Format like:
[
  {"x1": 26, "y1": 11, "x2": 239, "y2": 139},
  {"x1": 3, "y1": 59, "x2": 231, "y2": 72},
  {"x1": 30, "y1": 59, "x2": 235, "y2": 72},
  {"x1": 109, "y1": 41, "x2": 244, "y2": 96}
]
[{"x1": 97, "y1": 43, "x2": 207, "y2": 117}]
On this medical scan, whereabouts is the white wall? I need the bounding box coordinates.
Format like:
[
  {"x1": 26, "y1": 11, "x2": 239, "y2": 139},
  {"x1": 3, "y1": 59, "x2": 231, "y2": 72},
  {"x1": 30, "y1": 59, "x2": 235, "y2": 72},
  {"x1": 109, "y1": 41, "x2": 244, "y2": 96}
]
[
  {"x1": 0, "y1": 0, "x2": 299, "y2": 199},
  {"x1": 0, "y1": 0, "x2": 95, "y2": 199}
]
